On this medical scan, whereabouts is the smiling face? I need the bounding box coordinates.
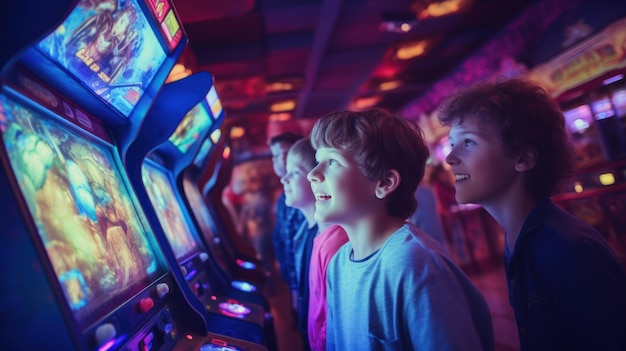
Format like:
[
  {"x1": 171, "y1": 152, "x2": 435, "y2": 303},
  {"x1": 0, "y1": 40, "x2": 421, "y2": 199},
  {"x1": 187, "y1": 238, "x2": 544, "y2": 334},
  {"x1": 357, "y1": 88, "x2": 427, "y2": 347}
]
[
  {"x1": 307, "y1": 147, "x2": 379, "y2": 226},
  {"x1": 445, "y1": 117, "x2": 520, "y2": 208},
  {"x1": 281, "y1": 152, "x2": 315, "y2": 211}
]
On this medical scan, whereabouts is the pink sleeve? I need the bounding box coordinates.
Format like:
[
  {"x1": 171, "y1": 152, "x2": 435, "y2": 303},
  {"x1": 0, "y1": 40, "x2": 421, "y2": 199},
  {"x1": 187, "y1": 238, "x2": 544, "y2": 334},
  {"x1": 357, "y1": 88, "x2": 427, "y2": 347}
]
[{"x1": 314, "y1": 226, "x2": 348, "y2": 351}]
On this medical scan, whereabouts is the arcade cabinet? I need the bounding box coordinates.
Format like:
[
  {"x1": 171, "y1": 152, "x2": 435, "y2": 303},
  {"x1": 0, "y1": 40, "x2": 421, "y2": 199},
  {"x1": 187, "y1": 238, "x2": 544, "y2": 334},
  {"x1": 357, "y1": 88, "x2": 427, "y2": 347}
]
[
  {"x1": 122, "y1": 71, "x2": 276, "y2": 348},
  {"x1": 0, "y1": 0, "x2": 266, "y2": 350}
]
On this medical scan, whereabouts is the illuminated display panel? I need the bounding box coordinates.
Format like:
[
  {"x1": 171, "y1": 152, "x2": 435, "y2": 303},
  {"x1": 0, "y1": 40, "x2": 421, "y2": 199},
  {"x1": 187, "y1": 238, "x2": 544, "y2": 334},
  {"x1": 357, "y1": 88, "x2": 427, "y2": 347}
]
[
  {"x1": 193, "y1": 138, "x2": 213, "y2": 168},
  {"x1": 590, "y1": 98, "x2": 616, "y2": 120},
  {"x1": 612, "y1": 90, "x2": 626, "y2": 116},
  {"x1": 563, "y1": 105, "x2": 594, "y2": 133},
  {"x1": 146, "y1": 0, "x2": 183, "y2": 51},
  {"x1": 168, "y1": 102, "x2": 213, "y2": 154},
  {"x1": 0, "y1": 93, "x2": 163, "y2": 329},
  {"x1": 37, "y1": 0, "x2": 167, "y2": 117},
  {"x1": 142, "y1": 161, "x2": 201, "y2": 260},
  {"x1": 206, "y1": 86, "x2": 223, "y2": 119},
  {"x1": 210, "y1": 129, "x2": 221, "y2": 144}
]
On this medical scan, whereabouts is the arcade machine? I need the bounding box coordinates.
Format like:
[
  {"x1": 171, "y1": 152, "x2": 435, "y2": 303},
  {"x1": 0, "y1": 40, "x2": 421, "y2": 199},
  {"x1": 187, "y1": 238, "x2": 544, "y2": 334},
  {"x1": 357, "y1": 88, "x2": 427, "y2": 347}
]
[
  {"x1": 528, "y1": 13, "x2": 626, "y2": 266},
  {"x1": 122, "y1": 71, "x2": 276, "y2": 348},
  {"x1": 195, "y1": 132, "x2": 270, "y2": 275},
  {"x1": 190, "y1": 130, "x2": 271, "y2": 291},
  {"x1": 0, "y1": 0, "x2": 266, "y2": 350}
]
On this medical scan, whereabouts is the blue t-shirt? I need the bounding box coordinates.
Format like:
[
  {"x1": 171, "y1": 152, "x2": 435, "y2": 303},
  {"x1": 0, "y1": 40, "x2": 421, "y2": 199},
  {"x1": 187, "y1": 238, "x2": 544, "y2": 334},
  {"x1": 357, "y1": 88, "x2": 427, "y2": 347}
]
[{"x1": 326, "y1": 223, "x2": 494, "y2": 350}]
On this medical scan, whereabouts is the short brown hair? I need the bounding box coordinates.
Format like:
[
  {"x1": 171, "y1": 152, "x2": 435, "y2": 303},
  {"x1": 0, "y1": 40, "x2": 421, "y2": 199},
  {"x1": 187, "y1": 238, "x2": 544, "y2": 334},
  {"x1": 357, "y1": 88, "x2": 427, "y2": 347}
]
[
  {"x1": 310, "y1": 108, "x2": 430, "y2": 219},
  {"x1": 288, "y1": 137, "x2": 316, "y2": 170}
]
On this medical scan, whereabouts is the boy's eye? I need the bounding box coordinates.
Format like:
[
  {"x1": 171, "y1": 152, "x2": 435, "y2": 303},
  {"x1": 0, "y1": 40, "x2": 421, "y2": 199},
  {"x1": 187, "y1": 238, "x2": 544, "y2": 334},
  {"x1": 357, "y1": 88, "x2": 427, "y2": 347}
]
[
  {"x1": 464, "y1": 139, "x2": 475, "y2": 146},
  {"x1": 328, "y1": 159, "x2": 338, "y2": 165}
]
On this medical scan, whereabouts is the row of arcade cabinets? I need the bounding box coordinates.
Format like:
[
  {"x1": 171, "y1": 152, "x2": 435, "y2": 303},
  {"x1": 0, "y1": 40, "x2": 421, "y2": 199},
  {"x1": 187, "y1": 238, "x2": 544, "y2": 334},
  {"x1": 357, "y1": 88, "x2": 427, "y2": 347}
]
[
  {"x1": 0, "y1": 0, "x2": 274, "y2": 350},
  {"x1": 554, "y1": 78, "x2": 626, "y2": 267},
  {"x1": 528, "y1": 16, "x2": 626, "y2": 268}
]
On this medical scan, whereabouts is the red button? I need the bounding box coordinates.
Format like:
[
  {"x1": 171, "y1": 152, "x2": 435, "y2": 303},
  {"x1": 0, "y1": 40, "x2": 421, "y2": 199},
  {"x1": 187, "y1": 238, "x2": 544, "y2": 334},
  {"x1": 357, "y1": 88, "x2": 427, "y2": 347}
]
[{"x1": 138, "y1": 298, "x2": 154, "y2": 313}]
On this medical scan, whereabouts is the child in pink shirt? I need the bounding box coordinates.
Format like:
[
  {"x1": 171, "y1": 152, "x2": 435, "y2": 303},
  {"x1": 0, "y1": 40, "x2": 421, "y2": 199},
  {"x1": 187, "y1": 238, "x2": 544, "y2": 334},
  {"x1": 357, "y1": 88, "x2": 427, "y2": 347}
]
[{"x1": 307, "y1": 224, "x2": 348, "y2": 351}]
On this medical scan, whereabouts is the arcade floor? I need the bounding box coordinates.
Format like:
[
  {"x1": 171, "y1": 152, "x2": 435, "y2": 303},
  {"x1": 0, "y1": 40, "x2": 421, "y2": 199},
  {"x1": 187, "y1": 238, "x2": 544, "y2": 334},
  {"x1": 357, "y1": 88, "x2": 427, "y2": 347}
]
[{"x1": 266, "y1": 260, "x2": 520, "y2": 351}]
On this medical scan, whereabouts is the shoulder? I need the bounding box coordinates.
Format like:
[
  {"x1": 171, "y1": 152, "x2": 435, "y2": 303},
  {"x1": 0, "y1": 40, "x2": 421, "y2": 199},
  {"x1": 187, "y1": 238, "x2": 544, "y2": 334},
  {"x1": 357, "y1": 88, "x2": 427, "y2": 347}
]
[
  {"x1": 380, "y1": 224, "x2": 451, "y2": 273},
  {"x1": 316, "y1": 225, "x2": 349, "y2": 251},
  {"x1": 528, "y1": 206, "x2": 621, "y2": 276},
  {"x1": 326, "y1": 243, "x2": 351, "y2": 277}
]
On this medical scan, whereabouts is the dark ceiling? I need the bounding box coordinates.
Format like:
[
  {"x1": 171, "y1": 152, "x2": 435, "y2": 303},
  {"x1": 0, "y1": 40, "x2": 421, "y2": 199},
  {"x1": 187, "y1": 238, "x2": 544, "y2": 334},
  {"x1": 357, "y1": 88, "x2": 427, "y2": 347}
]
[{"x1": 172, "y1": 0, "x2": 537, "y2": 150}]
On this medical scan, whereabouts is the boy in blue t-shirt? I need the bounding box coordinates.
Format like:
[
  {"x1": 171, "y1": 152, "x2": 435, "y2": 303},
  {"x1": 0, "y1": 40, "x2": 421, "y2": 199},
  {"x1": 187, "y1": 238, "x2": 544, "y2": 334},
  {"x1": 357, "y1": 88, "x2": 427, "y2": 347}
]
[
  {"x1": 307, "y1": 108, "x2": 494, "y2": 350},
  {"x1": 439, "y1": 79, "x2": 626, "y2": 350}
]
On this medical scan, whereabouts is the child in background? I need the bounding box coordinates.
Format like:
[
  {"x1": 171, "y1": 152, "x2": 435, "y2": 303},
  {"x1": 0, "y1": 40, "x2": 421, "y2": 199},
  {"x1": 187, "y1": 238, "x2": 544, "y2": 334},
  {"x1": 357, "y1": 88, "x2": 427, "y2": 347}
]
[
  {"x1": 269, "y1": 132, "x2": 305, "y2": 314},
  {"x1": 308, "y1": 108, "x2": 494, "y2": 350},
  {"x1": 280, "y1": 137, "x2": 320, "y2": 350},
  {"x1": 439, "y1": 78, "x2": 626, "y2": 350},
  {"x1": 307, "y1": 224, "x2": 348, "y2": 351}
]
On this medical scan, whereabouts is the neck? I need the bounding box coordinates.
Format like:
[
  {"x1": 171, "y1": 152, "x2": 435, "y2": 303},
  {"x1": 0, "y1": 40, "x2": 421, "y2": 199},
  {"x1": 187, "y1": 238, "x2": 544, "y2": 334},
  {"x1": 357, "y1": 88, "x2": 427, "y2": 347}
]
[
  {"x1": 343, "y1": 216, "x2": 406, "y2": 260},
  {"x1": 483, "y1": 193, "x2": 537, "y2": 253},
  {"x1": 301, "y1": 204, "x2": 317, "y2": 229}
]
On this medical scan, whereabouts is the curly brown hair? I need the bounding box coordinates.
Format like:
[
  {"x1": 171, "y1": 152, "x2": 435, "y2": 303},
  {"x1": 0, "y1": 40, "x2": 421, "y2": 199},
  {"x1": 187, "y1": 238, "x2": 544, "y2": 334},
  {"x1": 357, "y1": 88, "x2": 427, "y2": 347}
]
[{"x1": 437, "y1": 79, "x2": 574, "y2": 199}]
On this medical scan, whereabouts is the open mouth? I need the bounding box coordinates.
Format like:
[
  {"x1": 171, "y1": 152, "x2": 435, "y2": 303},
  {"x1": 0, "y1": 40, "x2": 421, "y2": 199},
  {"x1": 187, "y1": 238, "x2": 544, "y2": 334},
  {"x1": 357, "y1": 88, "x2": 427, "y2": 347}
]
[
  {"x1": 455, "y1": 174, "x2": 470, "y2": 181},
  {"x1": 314, "y1": 192, "x2": 331, "y2": 201}
]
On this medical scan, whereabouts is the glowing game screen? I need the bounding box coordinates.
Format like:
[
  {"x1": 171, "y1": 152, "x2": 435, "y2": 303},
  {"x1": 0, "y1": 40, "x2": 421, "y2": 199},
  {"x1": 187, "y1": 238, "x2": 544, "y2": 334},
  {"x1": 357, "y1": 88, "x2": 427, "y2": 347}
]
[
  {"x1": 168, "y1": 102, "x2": 213, "y2": 154},
  {"x1": 142, "y1": 161, "x2": 200, "y2": 260},
  {"x1": 193, "y1": 138, "x2": 213, "y2": 168},
  {"x1": 146, "y1": 0, "x2": 183, "y2": 51},
  {"x1": 0, "y1": 93, "x2": 162, "y2": 328},
  {"x1": 206, "y1": 86, "x2": 223, "y2": 119},
  {"x1": 37, "y1": 0, "x2": 168, "y2": 117}
]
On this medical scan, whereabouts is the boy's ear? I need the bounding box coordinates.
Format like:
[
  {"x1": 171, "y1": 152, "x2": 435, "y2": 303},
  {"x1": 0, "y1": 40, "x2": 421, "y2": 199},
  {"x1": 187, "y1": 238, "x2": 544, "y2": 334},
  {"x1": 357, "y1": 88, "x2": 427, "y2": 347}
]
[
  {"x1": 375, "y1": 169, "x2": 400, "y2": 199},
  {"x1": 515, "y1": 147, "x2": 537, "y2": 172}
]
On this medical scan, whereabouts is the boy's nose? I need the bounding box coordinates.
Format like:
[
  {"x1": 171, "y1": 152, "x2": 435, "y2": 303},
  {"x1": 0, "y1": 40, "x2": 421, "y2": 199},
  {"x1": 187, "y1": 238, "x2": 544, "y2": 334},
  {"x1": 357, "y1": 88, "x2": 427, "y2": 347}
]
[
  {"x1": 445, "y1": 151, "x2": 458, "y2": 165},
  {"x1": 307, "y1": 167, "x2": 319, "y2": 182}
]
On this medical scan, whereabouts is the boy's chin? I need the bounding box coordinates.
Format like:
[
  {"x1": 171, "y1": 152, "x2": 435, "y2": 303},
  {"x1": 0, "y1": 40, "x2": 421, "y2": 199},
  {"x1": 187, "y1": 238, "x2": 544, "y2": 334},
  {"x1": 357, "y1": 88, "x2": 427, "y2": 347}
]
[{"x1": 313, "y1": 211, "x2": 327, "y2": 224}]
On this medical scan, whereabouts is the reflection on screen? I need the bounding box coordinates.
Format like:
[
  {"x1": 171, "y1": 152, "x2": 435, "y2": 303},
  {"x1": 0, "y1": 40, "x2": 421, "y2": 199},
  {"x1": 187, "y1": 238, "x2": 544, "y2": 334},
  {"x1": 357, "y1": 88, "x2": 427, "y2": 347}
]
[
  {"x1": 0, "y1": 94, "x2": 160, "y2": 327},
  {"x1": 168, "y1": 102, "x2": 212, "y2": 154},
  {"x1": 37, "y1": 0, "x2": 167, "y2": 117},
  {"x1": 142, "y1": 161, "x2": 200, "y2": 260}
]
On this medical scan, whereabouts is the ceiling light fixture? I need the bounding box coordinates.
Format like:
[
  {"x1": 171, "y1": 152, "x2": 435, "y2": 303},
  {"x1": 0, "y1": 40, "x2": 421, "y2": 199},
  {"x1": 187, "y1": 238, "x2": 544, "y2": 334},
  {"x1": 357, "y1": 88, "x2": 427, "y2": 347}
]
[
  {"x1": 270, "y1": 100, "x2": 296, "y2": 112},
  {"x1": 396, "y1": 40, "x2": 429, "y2": 60},
  {"x1": 380, "y1": 80, "x2": 402, "y2": 91},
  {"x1": 350, "y1": 96, "x2": 381, "y2": 110},
  {"x1": 269, "y1": 113, "x2": 292, "y2": 122},
  {"x1": 379, "y1": 12, "x2": 418, "y2": 33},
  {"x1": 266, "y1": 81, "x2": 295, "y2": 93},
  {"x1": 230, "y1": 126, "x2": 246, "y2": 139},
  {"x1": 415, "y1": 0, "x2": 473, "y2": 19}
]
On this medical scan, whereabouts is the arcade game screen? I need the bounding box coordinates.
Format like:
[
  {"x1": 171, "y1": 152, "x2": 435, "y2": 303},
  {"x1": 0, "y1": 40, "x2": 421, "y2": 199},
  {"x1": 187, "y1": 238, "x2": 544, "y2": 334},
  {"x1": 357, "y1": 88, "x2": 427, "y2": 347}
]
[
  {"x1": 168, "y1": 102, "x2": 213, "y2": 154},
  {"x1": 37, "y1": 0, "x2": 168, "y2": 117},
  {"x1": 563, "y1": 104, "x2": 605, "y2": 167},
  {"x1": 193, "y1": 138, "x2": 213, "y2": 168},
  {"x1": 142, "y1": 161, "x2": 201, "y2": 260},
  {"x1": 0, "y1": 93, "x2": 163, "y2": 329},
  {"x1": 206, "y1": 86, "x2": 223, "y2": 119}
]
